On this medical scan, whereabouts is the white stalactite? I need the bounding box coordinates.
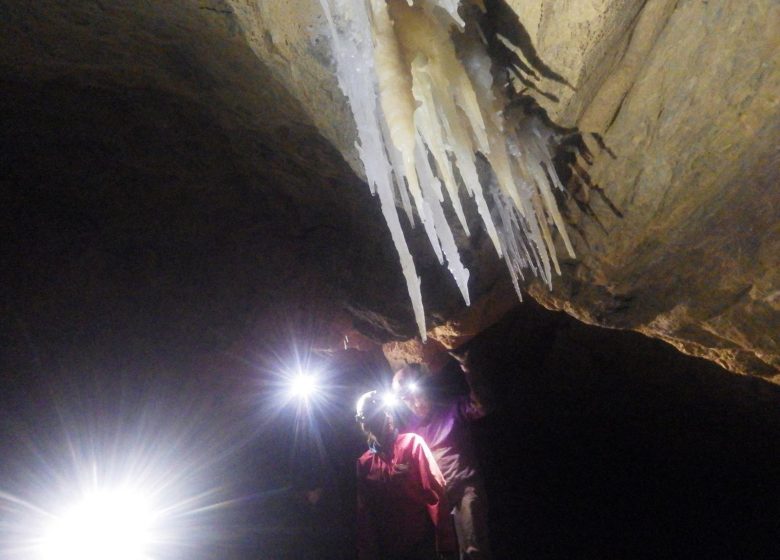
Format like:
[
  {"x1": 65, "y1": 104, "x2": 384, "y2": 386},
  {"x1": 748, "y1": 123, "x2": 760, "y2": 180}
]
[{"x1": 318, "y1": 0, "x2": 574, "y2": 341}]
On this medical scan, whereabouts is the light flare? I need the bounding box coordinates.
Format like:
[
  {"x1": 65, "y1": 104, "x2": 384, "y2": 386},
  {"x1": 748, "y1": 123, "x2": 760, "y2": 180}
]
[
  {"x1": 381, "y1": 391, "x2": 400, "y2": 409},
  {"x1": 40, "y1": 488, "x2": 154, "y2": 560},
  {"x1": 0, "y1": 381, "x2": 246, "y2": 560},
  {"x1": 289, "y1": 373, "x2": 319, "y2": 399}
]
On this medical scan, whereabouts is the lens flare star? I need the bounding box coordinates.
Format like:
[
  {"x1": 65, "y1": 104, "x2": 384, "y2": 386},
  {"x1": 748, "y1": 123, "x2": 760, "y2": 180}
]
[
  {"x1": 288, "y1": 373, "x2": 319, "y2": 400},
  {"x1": 40, "y1": 487, "x2": 154, "y2": 560},
  {"x1": 381, "y1": 391, "x2": 400, "y2": 409}
]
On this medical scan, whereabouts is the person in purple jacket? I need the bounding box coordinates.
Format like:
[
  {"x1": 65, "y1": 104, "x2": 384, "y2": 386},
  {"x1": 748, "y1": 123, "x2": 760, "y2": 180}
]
[{"x1": 392, "y1": 353, "x2": 493, "y2": 560}]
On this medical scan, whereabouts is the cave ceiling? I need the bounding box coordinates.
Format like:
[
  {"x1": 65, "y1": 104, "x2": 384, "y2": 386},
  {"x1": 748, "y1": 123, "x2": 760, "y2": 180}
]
[{"x1": 1, "y1": 0, "x2": 777, "y2": 381}]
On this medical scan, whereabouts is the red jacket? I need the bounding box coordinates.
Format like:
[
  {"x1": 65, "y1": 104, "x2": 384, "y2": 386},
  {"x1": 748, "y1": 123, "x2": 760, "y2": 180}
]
[{"x1": 356, "y1": 432, "x2": 456, "y2": 559}]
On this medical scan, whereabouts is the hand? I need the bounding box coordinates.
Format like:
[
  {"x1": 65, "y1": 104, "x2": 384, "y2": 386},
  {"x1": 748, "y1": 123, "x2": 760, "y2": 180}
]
[{"x1": 448, "y1": 349, "x2": 471, "y2": 373}]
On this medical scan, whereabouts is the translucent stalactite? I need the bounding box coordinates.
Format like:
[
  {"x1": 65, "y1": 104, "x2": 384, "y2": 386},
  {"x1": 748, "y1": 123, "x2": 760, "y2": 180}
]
[
  {"x1": 318, "y1": 0, "x2": 428, "y2": 339},
  {"x1": 318, "y1": 0, "x2": 574, "y2": 340}
]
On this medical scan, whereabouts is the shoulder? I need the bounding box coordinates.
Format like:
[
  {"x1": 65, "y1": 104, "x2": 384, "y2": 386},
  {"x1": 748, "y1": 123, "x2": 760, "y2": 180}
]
[
  {"x1": 436, "y1": 396, "x2": 468, "y2": 421},
  {"x1": 455, "y1": 393, "x2": 488, "y2": 420},
  {"x1": 358, "y1": 449, "x2": 373, "y2": 461}
]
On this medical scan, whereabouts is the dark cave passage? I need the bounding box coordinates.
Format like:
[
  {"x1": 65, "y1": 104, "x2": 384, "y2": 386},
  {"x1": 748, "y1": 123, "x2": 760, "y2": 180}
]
[
  {"x1": 2, "y1": 299, "x2": 777, "y2": 559},
  {"x1": 468, "y1": 303, "x2": 780, "y2": 559},
  {"x1": 211, "y1": 303, "x2": 780, "y2": 559}
]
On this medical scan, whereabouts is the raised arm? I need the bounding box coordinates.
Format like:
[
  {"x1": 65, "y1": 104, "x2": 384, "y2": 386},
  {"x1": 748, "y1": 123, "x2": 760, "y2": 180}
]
[{"x1": 451, "y1": 349, "x2": 494, "y2": 419}]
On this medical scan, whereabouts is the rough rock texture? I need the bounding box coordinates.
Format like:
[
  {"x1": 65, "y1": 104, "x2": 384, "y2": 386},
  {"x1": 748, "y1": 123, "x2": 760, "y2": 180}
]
[
  {"x1": 1, "y1": 0, "x2": 777, "y2": 380},
  {"x1": 227, "y1": 0, "x2": 779, "y2": 379},
  {"x1": 513, "y1": 0, "x2": 779, "y2": 378}
]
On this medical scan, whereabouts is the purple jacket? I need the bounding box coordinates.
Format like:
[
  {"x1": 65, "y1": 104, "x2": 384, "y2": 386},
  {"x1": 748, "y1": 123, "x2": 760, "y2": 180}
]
[{"x1": 404, "y1": 395, "x2": 487, "y2": 489}]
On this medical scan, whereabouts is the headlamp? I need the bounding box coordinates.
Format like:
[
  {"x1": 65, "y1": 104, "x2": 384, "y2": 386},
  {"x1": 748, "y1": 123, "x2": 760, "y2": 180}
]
[
  {"x1": 41, "y1": 488, "x2": 153, "y2": 560},
  {"x1": 395, "y1": 380, "x2": 420, "y2": 400},
  {"x1": 355, "y1": 389, "x2": 398, "y2": 424},
  {"x1": 289, "y1": 373, "x2": 318, "y2": 399},
  {"x1": 381, "y1": 391, "x2": 399, "y2": 409}
]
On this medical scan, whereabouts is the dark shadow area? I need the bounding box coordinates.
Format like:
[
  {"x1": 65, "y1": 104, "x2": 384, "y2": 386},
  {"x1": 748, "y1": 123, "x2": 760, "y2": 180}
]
[
  {"x1": 3, "y1": 295, "x2": 777, "y2": 559},
  {"x1": 482, "y1": 0, "x2": 573, "y2": 89},
  {"x1": 458, "y1": 300, "x2": 780, "y2": 559},
  {"x1": 475, "y1": 0, "x2": 573, "y2": 103}
]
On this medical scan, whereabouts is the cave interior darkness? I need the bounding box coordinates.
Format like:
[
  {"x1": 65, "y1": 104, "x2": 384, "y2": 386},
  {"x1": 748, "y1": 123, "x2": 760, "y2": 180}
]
[{"x1": 1, "y1": 2, "x2": 780, "y2": 559}]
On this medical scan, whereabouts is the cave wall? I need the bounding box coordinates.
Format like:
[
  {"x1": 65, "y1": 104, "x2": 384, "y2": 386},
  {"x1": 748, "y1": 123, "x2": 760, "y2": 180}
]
[
  {"x1": 226, "y1": 0, "x2": 779, "y2": 378},
  {"x1": 1, "y1": 0, "x2": 777, "y2": 379},
  {"x1": 518, "y1": 0, "x2": 779, "y2": 377},
  {"x1": 461, "y1": 298, "x2": 780, "y2": 558}
]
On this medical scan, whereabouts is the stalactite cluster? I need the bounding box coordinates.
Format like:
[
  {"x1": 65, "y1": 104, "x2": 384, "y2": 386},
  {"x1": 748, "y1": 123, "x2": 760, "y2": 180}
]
[{"x1": 319, "y1": 0, "x2": 574, "y2": 339}]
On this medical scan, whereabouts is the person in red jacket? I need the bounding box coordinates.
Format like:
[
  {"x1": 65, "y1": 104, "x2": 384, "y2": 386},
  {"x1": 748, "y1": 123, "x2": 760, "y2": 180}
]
[{"x1": 355, "y1": 390, "x2": 457, "y2": 560}]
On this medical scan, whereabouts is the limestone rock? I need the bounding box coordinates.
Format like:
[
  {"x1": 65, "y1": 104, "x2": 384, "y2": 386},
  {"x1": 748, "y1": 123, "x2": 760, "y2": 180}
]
[
  {"x1": 241, "y1": 0, "x2": 779, "y2": 378},
  {"x1": 1, "y1": 0, "x2": 777, "y2": 380}
]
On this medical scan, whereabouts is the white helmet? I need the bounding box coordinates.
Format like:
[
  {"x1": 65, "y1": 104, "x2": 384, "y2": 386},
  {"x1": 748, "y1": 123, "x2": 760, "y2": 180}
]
[{"x1": 355, "y1": 389, "x2": 398, "y2": 424}]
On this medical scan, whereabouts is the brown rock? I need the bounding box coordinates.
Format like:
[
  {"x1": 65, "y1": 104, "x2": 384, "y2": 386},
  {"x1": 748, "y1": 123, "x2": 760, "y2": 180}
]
[{"x1": 1, "y1": 0, "x2": 777, "y2": 380}]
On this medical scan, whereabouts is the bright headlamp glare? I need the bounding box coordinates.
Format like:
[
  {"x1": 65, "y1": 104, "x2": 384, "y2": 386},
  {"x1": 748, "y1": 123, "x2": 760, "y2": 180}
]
[
  {"x1": 381, "y1": 391, "x2": 400, "y2": 409},
  {"x1": 355, "y1": 390, "x2": 398, "y2": 424},
  {"x1": 289, "y1": 373, "x2": 318, "y2": 399},
  {"x1": 395, "y1": 380, "x2": 420, "y2": 400}
]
